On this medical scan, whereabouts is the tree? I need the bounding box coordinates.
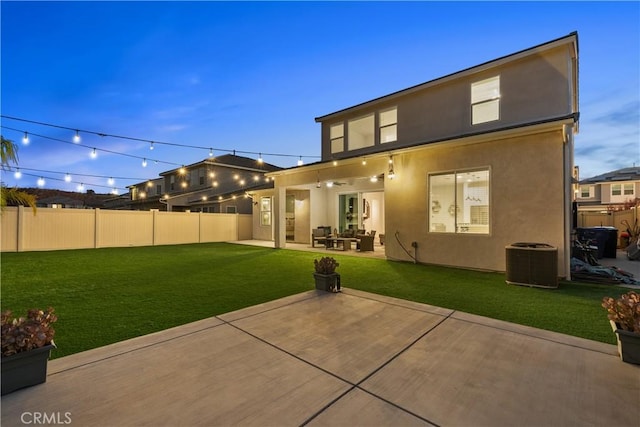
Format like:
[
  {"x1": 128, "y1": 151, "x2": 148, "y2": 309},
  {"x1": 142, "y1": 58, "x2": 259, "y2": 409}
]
[{"x1": 1, "y1": 136, "x2": 37, "y2": 214}]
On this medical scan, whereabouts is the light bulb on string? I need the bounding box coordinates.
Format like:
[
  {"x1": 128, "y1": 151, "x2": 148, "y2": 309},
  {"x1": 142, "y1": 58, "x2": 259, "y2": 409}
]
[
  {"x1": 77, "y1": 183, "x2": 85, "y2": 192},
  {"x1": 14, "y1": 168, "x2": 22, "y2": 179},
  {"x1": 297, "y1": 156, "x2": 303, "y2": 166},
  {"x1": 108, "y1": 177, "x2": 114, "y2": 186},
  {"x1": 65, "y1": 173, "x2": 72, "y2": 182},
  {"x1": 142, "y1": 158, "x2": 147, "y2": 167},
  {"x1": 209, "y1": 148, "x2": 214, "y2": 157},
  {"x1": 90, "y1": 148, "x2": 97, "y2": 159},
  {"x1": 111, "y1": 188, "x2": 119, "y2": 195},
  {"x1": 73, "y1": 130, "x2": 81, "y2": 143},
  {"x1": 22, "y1": 132, "x2": 29, "y2": 145},
  {"x1": 37, "y1": 177, "x2": 45, "y2": 187},
  {"x1": 257, "y1": 153, "x2": 263, "y2": 164},
  {"x1": 149, "y1": 141, "x2": 154, "y2": 150}
]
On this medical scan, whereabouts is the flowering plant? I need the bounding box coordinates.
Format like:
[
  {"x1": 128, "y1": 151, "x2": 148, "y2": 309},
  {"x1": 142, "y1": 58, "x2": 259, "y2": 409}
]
[
  {"x1": 602, "y1": 291, "x2": 640, "y2": 333},
  {"x1": 314, "y1": 257, "x2": 339, "y2": 275},
  {"x1": 1, "y1": 308, "x2": 57, "y2": 357}
]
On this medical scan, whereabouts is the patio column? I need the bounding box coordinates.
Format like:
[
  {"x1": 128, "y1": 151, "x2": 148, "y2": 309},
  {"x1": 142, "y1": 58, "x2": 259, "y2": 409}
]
[{"x1": 273, "y1": 185, "x2": 286, "y2": 248}]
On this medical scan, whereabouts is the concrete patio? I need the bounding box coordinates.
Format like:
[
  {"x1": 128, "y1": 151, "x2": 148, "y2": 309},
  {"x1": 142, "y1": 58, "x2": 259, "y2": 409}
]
[{"x1": 2, "y1": 288, "x2": 638, "y2": 426}]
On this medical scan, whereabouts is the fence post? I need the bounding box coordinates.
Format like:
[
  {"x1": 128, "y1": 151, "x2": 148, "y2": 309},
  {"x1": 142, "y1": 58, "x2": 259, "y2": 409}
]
[
  {"x1": 94, "y1": 208, "x2": 100, "y2": 249},
  {"x1": 152, "y1": 210, "x2": 157, "y2": 246},
  {"x1": 16, "y1": 205, "x2": 24, "y2": 252}
]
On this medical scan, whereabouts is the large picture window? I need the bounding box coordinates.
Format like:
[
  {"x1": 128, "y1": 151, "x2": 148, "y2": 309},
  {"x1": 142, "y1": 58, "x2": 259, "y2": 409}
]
[
  {"x1": 471, "y1": 76, "x2": 500, "y2": 125},
  {"x1": 348, "y1": 114, "x2": 374, "y2": 150},
  {"x1": 429, "y1": 169, "x2": 490, "y2": 234}
]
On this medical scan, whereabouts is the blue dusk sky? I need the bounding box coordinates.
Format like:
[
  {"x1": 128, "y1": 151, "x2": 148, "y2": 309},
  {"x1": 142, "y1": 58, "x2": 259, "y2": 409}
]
[{"x1": 1, "y1": 1, "x2": 639, "y2": 194}]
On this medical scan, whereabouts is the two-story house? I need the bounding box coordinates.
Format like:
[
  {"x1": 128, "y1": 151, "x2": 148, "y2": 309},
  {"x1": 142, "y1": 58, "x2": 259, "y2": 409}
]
[
  {"x1": 576, "y1": 166, "x2": 640, "y2": 212},
  {"x1": 255, "y1": 32, "x2": 579, "y2": 278},
  {"x1": 128, "y1": 154, "x2": 282, "y2": 213}
]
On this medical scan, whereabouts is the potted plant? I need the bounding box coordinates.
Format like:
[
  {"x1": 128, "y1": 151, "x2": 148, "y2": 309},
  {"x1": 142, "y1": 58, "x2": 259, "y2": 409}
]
[
  {"x1": 313, "y1": 257, "x2": 340, "y2": 292},
  {"x1": 601, "y1": 291, "x2": 640, "y2": 364},
  {"x1": 1, "y1": 307, "x2": 57, "y2": 395}
]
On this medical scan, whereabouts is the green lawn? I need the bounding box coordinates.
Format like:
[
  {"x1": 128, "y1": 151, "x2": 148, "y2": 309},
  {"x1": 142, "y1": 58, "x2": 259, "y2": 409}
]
[{"x1": 1, "y1": 242, "x2": 625, "y2": 359}]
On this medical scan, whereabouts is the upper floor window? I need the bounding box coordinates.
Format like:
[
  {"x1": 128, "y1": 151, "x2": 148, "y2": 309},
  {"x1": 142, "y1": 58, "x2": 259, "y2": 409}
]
[
  {"x1": 579, "y1": 185, "x2": 593, "y2": 198},
  {"x1": 612, "y1": 183, "x2": 634, "y2": 197},
  {"x1": 330, "y1": 123, "x2": 344, "y2": 154},
  {"x1": 348, "y1": 114, "x2": 374, "y2": 150},
  {"x1": 471, "y1": 76, "x2": 500, "y2": 125},
  {"x1": 379, "y1": 107, "x2": 397, "y2": 143}
]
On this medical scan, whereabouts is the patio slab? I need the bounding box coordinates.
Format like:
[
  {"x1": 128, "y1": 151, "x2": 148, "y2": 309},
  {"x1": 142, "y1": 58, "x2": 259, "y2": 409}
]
[{"x1": 2, "y1": 289, "x2": 639, "y2": 427}]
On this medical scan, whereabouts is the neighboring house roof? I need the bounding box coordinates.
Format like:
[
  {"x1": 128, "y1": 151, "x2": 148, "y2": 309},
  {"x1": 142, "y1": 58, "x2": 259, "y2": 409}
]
[
  {"x1": 159, "y1": 154, "x2": 282, "y2": 176},
  {"x1": 579, "y1": 167, "x2": 640, "y2": 184}
]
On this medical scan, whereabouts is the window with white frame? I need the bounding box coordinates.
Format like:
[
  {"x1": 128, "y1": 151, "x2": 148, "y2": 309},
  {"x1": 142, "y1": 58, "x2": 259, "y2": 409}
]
[
  {"x1": 260, "y1": 197, "x2": 271, "y2": 226},
  {"x1": 330, "y1": 123, "x2": 344, "y2": 154},
  {"x1": 471, "y1": 76, "x2": 500, "y2": 125},
  {"x1": 612, "y1": 183, "x2": 634, "y2": 197},
  {"x1": 429, "y1": 169, "x2": 490, "y2": 234},
  {"x1": 379, "y1": 107, "x2": 397, "y2": 143},
  {"x1": 580, "y1": 185, "x2": 593, "y2": 198},
  {"x1": 348, "y1": 114, "x2": 374, "y2": 150}
]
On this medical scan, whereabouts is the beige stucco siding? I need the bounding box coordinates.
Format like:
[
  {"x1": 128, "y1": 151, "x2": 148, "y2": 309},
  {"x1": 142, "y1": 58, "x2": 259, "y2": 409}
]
[
  {"x1": 321, "y1": 43, "x2": 575, "y2": 161},
  {"x1": 384, "y1": 130, "x2": 566, "y2": 275}
]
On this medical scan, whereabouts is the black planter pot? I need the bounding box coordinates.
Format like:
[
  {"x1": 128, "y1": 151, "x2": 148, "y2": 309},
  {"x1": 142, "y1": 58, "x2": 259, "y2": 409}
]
[
  {"x1": 313, "y1": 272, "x2": 340, "y2": 292},
  {"x1": 1, "y1": 343, "x2": 55, "y2": 395},
  {"x1": 610, "y1": 321, "x2": 640, "y2": 365}
]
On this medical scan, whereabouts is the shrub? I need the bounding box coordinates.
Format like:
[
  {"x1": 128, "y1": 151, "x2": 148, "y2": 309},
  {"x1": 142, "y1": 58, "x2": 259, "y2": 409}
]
[
  {"x1": 314, "y1": 257, "x2": 339, "y2": 275},
  {"x1": 602, "y1": 291, "x2": 640, "y2": 333},
  {"x1": 1, "y1": 308, "x2": 57, "y2": 357}
]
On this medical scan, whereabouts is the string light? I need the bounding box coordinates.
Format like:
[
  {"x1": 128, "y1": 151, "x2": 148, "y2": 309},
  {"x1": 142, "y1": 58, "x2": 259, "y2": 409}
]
[
  {"x1": 108, "y1": 177, "x2": 115, "y2": 186},
  {"x1": 65, "y1": 173, "x2": 72, "y2": 182},
  {"x1": 149, "y1": 141, "x2": 154, "y2": 150},
  {"x1": 90, "y1": 148, "x2": 97, "y2": 159},
  {"x1": 22, "y1": 132, "x2": 29, "y2": 145},
  {"x1": 142, "y1": 158, "x2": 148, "y2": 167},
  {"x1": 1, "y1": 115, "x2": 320, "y2": 163},
  {"x1": 258, "y1": 153, "x2": 263, "y2": 164},
  {"x1": 14, "y1": 168, "x2": 21, "y2": 179},
  {"x1": 77, "y1": 183, "x2": 85, "y2": 192},
  {"x1": 73, "y1": 130, "x2": 81, "y2": 143},
  {"x1": 362, "y1": 157, "x2": 367, "y2": 165},
  {"x1": 37, "y1": 177, "x2": 45, "y2": 187}
]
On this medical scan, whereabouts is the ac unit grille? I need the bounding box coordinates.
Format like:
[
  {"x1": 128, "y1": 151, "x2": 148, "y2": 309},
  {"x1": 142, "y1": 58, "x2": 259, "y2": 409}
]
[{"x1": 506, "y1": 243, "x2": 558, "y2": 288}]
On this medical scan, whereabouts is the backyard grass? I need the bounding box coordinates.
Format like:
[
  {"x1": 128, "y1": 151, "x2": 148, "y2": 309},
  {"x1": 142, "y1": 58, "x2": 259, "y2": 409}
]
[{"x1": 1, "y1": 242, "x2": 627, "y2": 359}]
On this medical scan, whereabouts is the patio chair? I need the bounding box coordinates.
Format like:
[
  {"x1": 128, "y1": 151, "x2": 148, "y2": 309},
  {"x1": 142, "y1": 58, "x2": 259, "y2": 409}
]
[
  {"x1": 357, "y1": 235, "x2": 375, "y2": 252},
  {"x1": 311, "y1": 228, "x2": 328, "y2": 248}
]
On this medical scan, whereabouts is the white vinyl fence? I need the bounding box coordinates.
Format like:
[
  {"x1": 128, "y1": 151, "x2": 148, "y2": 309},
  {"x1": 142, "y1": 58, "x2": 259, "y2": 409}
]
[{"x1": 1, "y1": 207, "x2": 253, "y2": 252}]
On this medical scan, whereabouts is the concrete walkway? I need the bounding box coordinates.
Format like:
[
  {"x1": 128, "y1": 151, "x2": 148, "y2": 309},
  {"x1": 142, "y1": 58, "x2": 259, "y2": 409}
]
[{"x1": 2, "y1": 289, "x2": 639, "y2": 426}]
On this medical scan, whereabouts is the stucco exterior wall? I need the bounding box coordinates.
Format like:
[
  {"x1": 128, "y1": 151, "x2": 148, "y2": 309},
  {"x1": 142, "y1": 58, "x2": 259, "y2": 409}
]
[
  {"x1": 384, "y1": 129, "x2": 566, "y2": 275},
  {"x1": 320, "y1": 42, "x2": 576, "y2": 161}
]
